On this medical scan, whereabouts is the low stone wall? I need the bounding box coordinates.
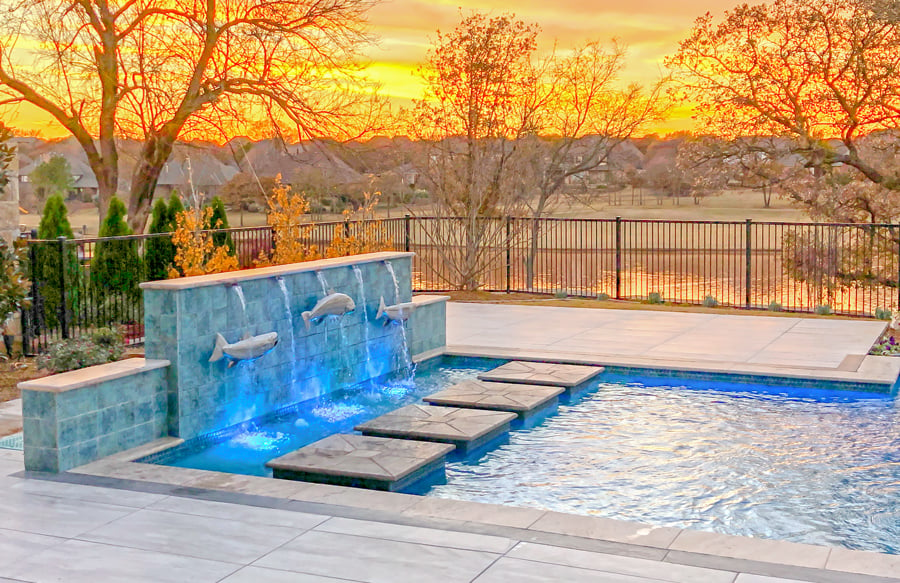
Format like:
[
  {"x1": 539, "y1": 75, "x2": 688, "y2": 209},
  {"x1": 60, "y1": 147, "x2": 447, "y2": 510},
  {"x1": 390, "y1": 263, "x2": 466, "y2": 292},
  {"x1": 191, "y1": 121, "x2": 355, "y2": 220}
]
[
  {"x1": 141, "y1": 252, "x2": 417, "y2": 440},
  {"x1": 408, "y1": 295, "x2": 449, "y2": 359},
  {"x1": 20, "y1": 358, "x2": 169, "y2": 472}
]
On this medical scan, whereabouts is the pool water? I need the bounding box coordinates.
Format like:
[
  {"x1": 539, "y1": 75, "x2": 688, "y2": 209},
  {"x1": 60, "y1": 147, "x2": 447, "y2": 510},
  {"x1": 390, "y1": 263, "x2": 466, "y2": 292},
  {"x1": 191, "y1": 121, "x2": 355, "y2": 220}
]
[
  {"x1": 154, "y1": 357, "x2": 499, "y2": 476},
  {"x1": 151, "y1": 357, "x2": 900, "y2": 554}
]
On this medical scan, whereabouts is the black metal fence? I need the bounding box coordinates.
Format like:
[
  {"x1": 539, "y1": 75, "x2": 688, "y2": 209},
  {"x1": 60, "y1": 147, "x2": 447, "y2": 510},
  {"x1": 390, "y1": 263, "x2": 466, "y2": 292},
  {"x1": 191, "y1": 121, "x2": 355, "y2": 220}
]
[{"x1": 20, "y1": 216, "x2": 900, "y2": 355}]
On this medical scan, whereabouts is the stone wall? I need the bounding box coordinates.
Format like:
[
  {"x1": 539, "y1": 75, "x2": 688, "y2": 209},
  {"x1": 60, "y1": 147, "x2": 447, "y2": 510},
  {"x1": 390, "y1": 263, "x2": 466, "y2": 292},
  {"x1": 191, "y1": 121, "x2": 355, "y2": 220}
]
[
  {"x1": 141, "y1": 252, "x2": 416, "y2": 440},
  {"x1": 20, "y1": 358, "x2": 169, "y2": 472},
  {"x1": 408, "y1": 295, "x2": 449, "y2": 359}
]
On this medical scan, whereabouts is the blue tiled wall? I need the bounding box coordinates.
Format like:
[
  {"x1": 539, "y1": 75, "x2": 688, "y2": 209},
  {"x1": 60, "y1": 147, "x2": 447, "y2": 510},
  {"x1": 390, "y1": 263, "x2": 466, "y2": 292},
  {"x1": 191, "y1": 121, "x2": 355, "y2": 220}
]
[
  {"x1": 408, "y1": 299, "x2": 448, "y2": 358},
  {"x1": 144, "y1": 255, "x2": 422, "y2": 440},
  {"x1": 22, "y1": 367, "x2": 168, "y2": 472}
]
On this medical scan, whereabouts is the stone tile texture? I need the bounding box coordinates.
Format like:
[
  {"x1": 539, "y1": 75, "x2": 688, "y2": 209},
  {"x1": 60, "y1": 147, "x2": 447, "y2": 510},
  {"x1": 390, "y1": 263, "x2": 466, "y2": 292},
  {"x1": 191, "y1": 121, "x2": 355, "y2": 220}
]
[
  {"x1": 423, "y1": 379, "x2": 564, "y2": 414},
  {"x1": 354, "y1": 404, "x2": 516, "y2": 451},
  {"x1": 266, "y1": 434, "x2": 454, "y2": 488},
  {"x1": 478, "y1": 360, "x2": 603, "y2": 388}
]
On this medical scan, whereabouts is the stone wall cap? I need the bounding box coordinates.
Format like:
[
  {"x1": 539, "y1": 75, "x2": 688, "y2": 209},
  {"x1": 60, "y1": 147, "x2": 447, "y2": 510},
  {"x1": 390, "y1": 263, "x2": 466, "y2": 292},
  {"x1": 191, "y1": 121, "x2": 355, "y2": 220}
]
[
  {"x1": 140, "y1": 251, "x2": 416, "y2": 291},
  {"x1": 412, "y1": 294, "x2": 450, "y2": 306},
  {"x1": 18, "y1": 358, "x2": 171, "y2": 393}
]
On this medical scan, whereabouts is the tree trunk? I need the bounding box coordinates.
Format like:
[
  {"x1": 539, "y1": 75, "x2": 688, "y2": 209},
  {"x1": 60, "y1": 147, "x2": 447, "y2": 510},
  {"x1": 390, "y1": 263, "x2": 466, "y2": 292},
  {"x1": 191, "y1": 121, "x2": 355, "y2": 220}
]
[{"x1": 127, "y1": 134, "x2": 177, "y2": 233}]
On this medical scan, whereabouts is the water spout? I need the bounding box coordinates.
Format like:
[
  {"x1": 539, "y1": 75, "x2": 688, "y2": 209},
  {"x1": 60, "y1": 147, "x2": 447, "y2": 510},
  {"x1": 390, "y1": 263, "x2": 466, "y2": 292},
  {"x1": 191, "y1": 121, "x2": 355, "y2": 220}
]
[
  {"x1": 230, "y1": 283, "x2": 249, "y2": 330},
  {"x1": 384, "y1": 261, "x2": 413, "y2": 377},
  {"x1": 276, "y1": 277, "x2": 298, "y2": 389},
  {"x1": 352, "y1": 265, "x2": 373, "y2": 378},
  {"x1": 315, "y1": 270, "x2": 329, "y2": 295}
]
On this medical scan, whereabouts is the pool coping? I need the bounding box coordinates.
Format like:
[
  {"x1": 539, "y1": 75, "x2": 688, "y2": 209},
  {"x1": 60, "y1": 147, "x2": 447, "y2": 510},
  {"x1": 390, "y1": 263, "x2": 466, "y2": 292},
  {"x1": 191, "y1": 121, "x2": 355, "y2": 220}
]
[
  {"x1": 21, "y1": 436, "x2": 899, "y2": 582},
  {"x1": 445, "y1": 345, "x2": 900, "y2": 390}
]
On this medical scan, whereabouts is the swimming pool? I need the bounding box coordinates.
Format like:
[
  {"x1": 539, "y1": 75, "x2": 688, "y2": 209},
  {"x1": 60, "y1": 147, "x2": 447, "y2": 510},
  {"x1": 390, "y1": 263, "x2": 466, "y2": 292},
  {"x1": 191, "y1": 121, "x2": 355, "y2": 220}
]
[{"x1": 147, "y1": 356, "x2": 900, "y2": 554}]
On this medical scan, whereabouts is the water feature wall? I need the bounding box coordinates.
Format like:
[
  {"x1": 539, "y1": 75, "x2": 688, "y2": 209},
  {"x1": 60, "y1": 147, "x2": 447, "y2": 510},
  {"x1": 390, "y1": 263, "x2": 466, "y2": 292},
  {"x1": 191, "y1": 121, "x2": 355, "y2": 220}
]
[{"x1": 141, "y1": 252, "x2": 424, "y2": 440}]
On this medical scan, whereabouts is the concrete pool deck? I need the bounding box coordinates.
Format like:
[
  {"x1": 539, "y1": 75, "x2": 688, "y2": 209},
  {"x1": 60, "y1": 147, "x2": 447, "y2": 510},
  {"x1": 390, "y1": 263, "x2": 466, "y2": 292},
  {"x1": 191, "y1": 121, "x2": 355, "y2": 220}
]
[
  {"x1": 445, "y1": 303, "x2": 900, "y2": 387},
  {"x1": 2, "y1": 443, "x2": 900, "y2": 582},
  {"x1": 4, "y1": 303, "x2": 900, "y2": 581}
]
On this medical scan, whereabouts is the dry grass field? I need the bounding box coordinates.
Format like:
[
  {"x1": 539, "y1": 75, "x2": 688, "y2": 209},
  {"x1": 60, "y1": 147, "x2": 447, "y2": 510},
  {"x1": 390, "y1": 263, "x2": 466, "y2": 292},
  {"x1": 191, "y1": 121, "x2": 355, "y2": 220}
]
[{"x1": 18, "y1": 188, "x2": 810, "y2": 236}]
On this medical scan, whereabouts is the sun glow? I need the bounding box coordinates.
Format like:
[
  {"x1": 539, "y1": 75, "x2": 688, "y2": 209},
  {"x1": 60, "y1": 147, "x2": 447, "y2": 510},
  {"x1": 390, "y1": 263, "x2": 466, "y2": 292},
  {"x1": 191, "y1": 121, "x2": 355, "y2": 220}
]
[{"x1": 1, "y1": 0, "x2": 748, "y2": 138}]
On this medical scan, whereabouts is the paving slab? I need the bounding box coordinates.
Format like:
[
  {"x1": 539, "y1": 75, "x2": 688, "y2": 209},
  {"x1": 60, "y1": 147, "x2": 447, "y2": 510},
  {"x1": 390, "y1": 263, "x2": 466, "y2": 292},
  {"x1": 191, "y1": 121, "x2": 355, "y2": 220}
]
[
  {"x1": 477, "y1": 360, "x2": 604, "y2": 389},
  {"x1": 266, "y1": 434, "x2": 454, "y2": 492},
  {"x1": 355, "y1": 404, "x2": 516, "y2": 454},
  {"x1": 422, "y1": 379, "x2": 564, "y2": 419}
]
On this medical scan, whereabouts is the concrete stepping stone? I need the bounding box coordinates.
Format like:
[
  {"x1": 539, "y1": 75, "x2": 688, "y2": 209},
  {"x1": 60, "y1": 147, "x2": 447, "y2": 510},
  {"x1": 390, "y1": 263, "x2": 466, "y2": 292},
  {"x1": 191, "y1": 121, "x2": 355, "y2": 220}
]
[
  {"x1": 478, "y1": 361, "x2": 603, "y2": 391},
  {"x1": 354, "y1": 404, "x2": 516, "y2": 454},
  {"x1": 266, "y1": 434, "x2": 454, "y2": 492},
  {"x1": 422, "y1": 379, "x2": 564, "y2": 420}
]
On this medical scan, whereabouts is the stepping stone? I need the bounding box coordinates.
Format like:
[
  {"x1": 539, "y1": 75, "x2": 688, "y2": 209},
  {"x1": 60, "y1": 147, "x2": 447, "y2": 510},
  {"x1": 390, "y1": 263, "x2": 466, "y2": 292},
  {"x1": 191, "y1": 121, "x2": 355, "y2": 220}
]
[
  {"x1": 266, "y1": 434, "x2": 454, "y2": 492},
  {"x1": 478, "y1": 361, "x2": 603, "y2": 391},
  {"x1": 355, "y1": 404, "x2": 516, "y2": 454},
  {"x1": 422, "y1": 379, "x2": 564, "y2": 420}
]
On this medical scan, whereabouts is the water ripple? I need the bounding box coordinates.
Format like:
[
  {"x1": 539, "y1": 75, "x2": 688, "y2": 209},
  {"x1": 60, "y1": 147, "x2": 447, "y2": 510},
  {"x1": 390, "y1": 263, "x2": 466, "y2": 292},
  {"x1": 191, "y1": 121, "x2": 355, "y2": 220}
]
[{"x1": 429, "y1": 377, "x2": 900, "y2": 554}]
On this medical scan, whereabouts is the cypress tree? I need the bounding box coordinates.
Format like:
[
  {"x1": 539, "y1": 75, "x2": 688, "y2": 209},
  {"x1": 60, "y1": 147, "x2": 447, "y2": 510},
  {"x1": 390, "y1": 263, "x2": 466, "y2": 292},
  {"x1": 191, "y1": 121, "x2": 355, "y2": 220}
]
[
  {"x1": 145, "y1": 198, "x2": 175, "y2": 281},
  {"x1": 92, "y1": 196, "x2": 141, "y2": 300},
  {"x1": 35, "y1": 195, "x2": 79, "y2": 329},
  {"x1": 206, "y1": 196, "x2": 235, "y2": 253}
]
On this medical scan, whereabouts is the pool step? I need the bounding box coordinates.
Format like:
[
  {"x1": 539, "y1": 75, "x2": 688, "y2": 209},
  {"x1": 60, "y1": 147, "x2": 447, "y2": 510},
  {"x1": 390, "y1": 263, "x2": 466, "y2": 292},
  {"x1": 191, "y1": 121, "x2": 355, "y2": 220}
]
[
  {"x1": 266, "y1": 434, "x2": 454, "y2": 492},
  {"x1": 478, "y1": 361, "x2": 603, "y2": 394},
  {"x1": 355, "y1": 404, "x2": 516, "y2": 455},
  {"x1": 423, "y1": 379, "x2": 563, "y2": 421}
]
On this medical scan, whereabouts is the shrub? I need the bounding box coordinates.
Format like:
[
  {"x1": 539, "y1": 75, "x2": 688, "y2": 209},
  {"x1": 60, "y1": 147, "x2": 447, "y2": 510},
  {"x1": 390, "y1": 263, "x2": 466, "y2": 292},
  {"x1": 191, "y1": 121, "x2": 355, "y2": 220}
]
[
  {"x1": 255, "y1": 177, "x2": 321, "y2": 266},
  {"x1": 875, "y1": 307, "x2": 892, "y2": 320},
  {"x1": 647, "y1": 292, "x2": 663, "y2": 304},
  {"x1": 145, "y1": 194, "x2": 181, "y2": 280},
  {"x1": 596, "y1": 292, "x2": 610, "y2": 301},
  {"x1": 768, "y1": 301, "x2": 783, "y2": 312},
  {"x1": 34, "y1": 195, "x2": 79, "y2": 329},
  {"x1": 168, "y1": 205, "x2": 240, "y2": 278},
  {"x1": 324, "y1": 191, "x2": 393, "y2": 259},
  {"x1": 702, "y1": 295, "x2": 718, "y2": 308},
  {"x1": 554, "y1": 289, "x2": 568, "y2": 299},
  {"x1": 206, "y1": 196, "x2": 235, "y2": 253},
  {"x1": 37, "y1": 327, "x2": 125, "y2": 373},
  {"x1": 815, "y1": 304, "x2": 833, "y2": 316},
  {"x1": 91, "y1": 196, "x2": 142, "y2": 301},
  {"x1": 0, "y1": 238, "x2": 28, "y2": 336},
  {"x1": 870, "y1": 335, "x2": 900, "y2": 356}
]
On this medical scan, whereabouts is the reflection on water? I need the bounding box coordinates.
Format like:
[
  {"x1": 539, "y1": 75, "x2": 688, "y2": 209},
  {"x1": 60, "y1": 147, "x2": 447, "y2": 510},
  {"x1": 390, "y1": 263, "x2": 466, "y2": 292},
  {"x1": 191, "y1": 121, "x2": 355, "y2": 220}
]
[{"x1": 428, "y1": 375, "x2": 900, "y2": 554}]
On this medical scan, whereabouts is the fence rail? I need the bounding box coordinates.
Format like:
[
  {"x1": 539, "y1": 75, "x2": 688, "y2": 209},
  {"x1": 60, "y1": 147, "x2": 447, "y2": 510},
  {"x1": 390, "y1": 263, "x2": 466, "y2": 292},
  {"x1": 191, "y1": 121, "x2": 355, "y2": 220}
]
[{"x1": 20, "y1": 216, "x2": 900, "y2": 355}]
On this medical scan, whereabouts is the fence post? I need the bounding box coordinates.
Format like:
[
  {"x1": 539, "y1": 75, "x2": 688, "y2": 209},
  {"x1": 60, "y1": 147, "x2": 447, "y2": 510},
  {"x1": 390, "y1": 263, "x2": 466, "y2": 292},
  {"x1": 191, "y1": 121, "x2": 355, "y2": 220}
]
[
  {"x1": 615, "y1": 216, "x2": 622, "y2": 299},
  {"x1": 505, "y1": 216, "x2": 512, "y2": 294},
  {"x1": 745, "y1": 219, "x2": 752, "y2": 309},
  {"x1": 404, "y1": 214, "x2": 411, "y2": 253},
  {"x1": 57, "y1": 236, "x2": 69, "y2": 339}
]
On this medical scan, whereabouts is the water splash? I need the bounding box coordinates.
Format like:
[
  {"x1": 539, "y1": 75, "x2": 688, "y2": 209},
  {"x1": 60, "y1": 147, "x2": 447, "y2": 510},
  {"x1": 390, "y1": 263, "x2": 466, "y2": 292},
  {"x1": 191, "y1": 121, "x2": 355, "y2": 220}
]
[
  {"x1": 384, "y1": 261, "x2": 414, "y2": 377},
  {"x1": 231, "y1": 284, "x2": 249, "y2": 330},
  {"x1": 276, "y1": 278, "x2": 297, "y2": 388},
  {"x1": 352, "y1": 265, "x2": 373, "y2": 378},
  {"x1": 311, "y1": 402, "x2": 365, "y2": 422}
]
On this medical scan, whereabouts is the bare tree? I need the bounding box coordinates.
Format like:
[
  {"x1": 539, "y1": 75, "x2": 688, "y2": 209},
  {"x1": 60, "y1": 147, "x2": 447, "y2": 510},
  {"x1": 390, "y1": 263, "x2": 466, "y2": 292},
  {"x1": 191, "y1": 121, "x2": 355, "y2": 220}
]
[
  {"x1": 668, "y1": 0, "x2": 900, "y2": 215},
  {"x1": 521, "y1": 41, "x2": 668, "y2": 289},
  {"x1": 0, "y1": 0, "x2": 384, "y2": 231},
  {"x1": 409, "y1": 12, "x2": 539, "y2": 290}
]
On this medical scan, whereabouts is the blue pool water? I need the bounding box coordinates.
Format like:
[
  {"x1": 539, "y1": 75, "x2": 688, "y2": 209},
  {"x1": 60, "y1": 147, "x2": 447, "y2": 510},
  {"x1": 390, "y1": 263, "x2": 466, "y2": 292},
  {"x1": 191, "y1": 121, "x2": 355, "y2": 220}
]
[{"x1": 151, "y1": 357, "x2": 900, "y2": 554}]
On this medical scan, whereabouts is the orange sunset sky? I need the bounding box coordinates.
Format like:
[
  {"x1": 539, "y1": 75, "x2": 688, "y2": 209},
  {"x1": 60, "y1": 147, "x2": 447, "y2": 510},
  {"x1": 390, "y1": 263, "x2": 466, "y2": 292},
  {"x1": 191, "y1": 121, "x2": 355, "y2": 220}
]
[{"x1": 6, "y1": 0, "x2": 746, "y2": 138}]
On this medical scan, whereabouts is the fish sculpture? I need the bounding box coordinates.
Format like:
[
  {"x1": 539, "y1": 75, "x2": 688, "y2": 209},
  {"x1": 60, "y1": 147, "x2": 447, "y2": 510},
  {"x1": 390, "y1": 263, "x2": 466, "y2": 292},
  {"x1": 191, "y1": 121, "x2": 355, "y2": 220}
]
[
  {"x1": 376, "y1": 296, "x2": 416, "y2": 323},
  {"x1": 301, "y1": 292, "x2": 355, "y2": 330},
  {"x1": 209, "y1": 331, "x2": 279, "y2": 367}
]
